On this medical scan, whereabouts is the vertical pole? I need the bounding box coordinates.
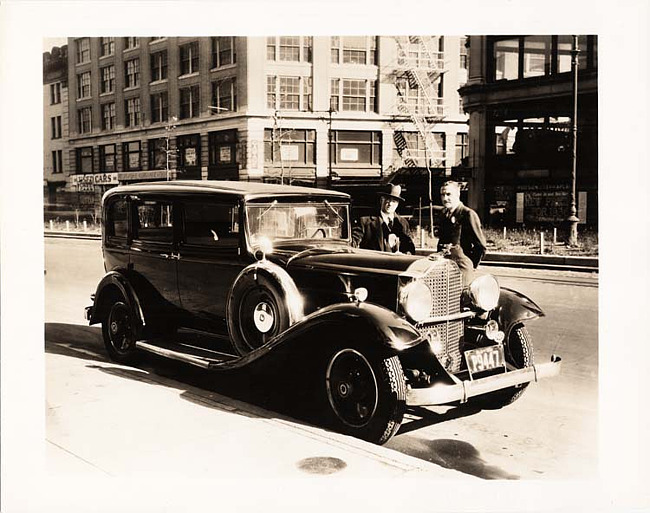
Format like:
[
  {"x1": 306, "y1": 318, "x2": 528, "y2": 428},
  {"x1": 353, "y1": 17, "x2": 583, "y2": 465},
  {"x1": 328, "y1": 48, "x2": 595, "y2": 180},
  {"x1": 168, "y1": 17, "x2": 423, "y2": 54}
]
[
  {"x1": 540, "y1": 231, "x2": 545, "y2": 255},
  {"x1": 328, "y1": 105, "x2": 333, "y2": 188},
  {"x1": 503, "y1": 226, "x2": 507, "y2": 239},
  {"x1": 553, "y1": 227, "x2": 557, "y2": 245},
  {"x1": 418, "y1": 197, "x2": 424, "y2": 248},
  {"x1": 567, "y1": 35, "x2": 580, "y2": 245}
]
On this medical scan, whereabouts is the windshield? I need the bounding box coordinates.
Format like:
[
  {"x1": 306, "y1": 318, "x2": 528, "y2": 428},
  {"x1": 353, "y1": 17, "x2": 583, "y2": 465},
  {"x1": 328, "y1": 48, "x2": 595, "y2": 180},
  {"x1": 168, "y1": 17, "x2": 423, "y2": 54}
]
[{"x1": 246, "y1": 201, "x2": 350, "y2": 245}]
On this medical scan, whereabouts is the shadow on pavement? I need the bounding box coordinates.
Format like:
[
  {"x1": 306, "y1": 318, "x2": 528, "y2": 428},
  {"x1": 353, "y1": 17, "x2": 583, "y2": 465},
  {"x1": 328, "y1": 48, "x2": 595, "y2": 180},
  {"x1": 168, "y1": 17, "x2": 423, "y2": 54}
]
[{"x1": 45, "y1": 322, "x2": 517, "y2": 479}]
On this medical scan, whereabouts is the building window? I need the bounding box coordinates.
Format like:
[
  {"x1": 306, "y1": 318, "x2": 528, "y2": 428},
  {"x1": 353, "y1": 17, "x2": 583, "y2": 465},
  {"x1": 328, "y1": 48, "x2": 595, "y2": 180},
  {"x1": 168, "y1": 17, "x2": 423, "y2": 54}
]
[
  {"x1": 101, "y1": 102, "x2": 116, "y2": 130},
  {"x1": 100, "y1": 65, "x2": 115, "y2": 93},
  {"x1": 177, "y1": 134, "x2": 201, "y2": 170},
  {"x1": 77, "y1": 71, "x2": 91, "y2": 98},
  {"x1": 50, "y1": 83, "x2": 62, "y2": 104},
  {"x1": 76, "y1": 38, "x2": 90, "y2": 64},
  {"x1": 150, "y1": 92, "x2": 168, "y2": 123},
  {"x1": 266, "y1": 36, "x2": 312, "y2": 62},
  {"x1": 150, "y1": 50, "x2": 168, "y2": 81},
  {"x1": 180, "y1": 41, "x2": 199, "y2": 75},
  {"x1": 492, "y1": 35, "x2": 595, "y2": 81},
  {"x1": 211, "y1": 78, "x2": 237, "y2": 113},
  {"x1": 125, "y1": 58, "x2": 140, "y2": 88},
  {"x1": 148, "y1": 138, "x2": 167, "y2": 170},
  {"x1": 100, "y1": 37, "x2": 115, "y2": 57},
  {"x1": 330, "y1": 78, "x2": 377, "y2": 112},
  {"x1": 123, "y1": 141, "x2": 141, "y2": 171},
  {"x1": 77, "y1": 147, "x2": 93, "y2": 173},
  {"x1": 78, "y1": 107, "x2": 92, "y2": 134},
  {"x1": 51, "y1": 150, "x2": 63, "y2": 174},
  {"x1": 124, "y1": 37, "x2": 140, "y2": 49},
  {"x1": 180, "y1": 85, "x2": 200, "y2": 119},
  {"x1": 331, "y1": 131, "x2": 381, "y2": 166},
  {"x1": 125, "y1": 97, "x2": 141, "y2": 127},
  {"x1": 209, "y1": 130, "x2": 238, "y2": 166},
  {"x1": 331, "y1": 36, "x2": 377, "y2": 65},
  {"x1": 460, "y1": 36, "x2": 469, "y2": 70},
  {"x1": 211, "y1": 37, "x2": 236, "y2": 68},
  {"x1": 264, "y1": 128, "x2": 315, "y2": 166},
  {"x1": 455, "y1": 133, "x2": 468, "y2": 166},
  {"x1": 100, "y1": 144, "x2": 116, "y2": 172},
  {"x1": 267, "y1": 75, "x2": 312, "y2": 111},
  {"x1": 51, "y1": 116, "x2": 62, "y2": 139}
]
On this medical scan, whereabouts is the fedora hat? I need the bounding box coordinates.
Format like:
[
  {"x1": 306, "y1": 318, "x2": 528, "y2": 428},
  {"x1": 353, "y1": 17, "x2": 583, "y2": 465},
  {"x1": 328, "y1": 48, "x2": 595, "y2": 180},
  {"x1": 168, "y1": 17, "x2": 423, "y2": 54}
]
[{"x1": 379, "y1": 183, "x2": 405, "y2": 202}]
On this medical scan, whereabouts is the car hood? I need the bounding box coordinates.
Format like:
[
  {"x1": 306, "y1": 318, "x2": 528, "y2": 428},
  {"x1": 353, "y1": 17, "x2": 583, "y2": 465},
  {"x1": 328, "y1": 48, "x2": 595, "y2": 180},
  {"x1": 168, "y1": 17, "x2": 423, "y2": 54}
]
[{"x1": 267, "y1": 243, "x2": 424, "y2": 277}]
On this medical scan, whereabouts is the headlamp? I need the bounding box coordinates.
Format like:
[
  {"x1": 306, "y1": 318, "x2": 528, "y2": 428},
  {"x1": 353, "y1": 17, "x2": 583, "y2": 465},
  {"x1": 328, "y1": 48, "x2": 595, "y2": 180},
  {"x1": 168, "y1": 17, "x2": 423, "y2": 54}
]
[
  {"x1": 399, "y1": 281, "x2": 433, "y2": 322},
  {"x1": 468, "y1": 274, "x2": 500, "y2": 311}
]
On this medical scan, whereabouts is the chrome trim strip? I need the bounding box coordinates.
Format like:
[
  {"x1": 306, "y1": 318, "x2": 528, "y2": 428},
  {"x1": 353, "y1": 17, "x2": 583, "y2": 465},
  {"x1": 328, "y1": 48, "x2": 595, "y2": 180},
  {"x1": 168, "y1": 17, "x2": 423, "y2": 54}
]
[
  {"x1": 416, "y1": 310, "x2": 476, "y2": 325},
  {"x1": 406, "y1": 355, "x2": 562, "y2": 406}
]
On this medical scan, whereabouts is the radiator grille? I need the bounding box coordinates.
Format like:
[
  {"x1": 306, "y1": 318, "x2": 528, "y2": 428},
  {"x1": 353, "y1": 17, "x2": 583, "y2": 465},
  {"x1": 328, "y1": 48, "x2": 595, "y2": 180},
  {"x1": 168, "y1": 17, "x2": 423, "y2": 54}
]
[{"x1": 416, "y1": 259, "x2": 464, "y2": 373}]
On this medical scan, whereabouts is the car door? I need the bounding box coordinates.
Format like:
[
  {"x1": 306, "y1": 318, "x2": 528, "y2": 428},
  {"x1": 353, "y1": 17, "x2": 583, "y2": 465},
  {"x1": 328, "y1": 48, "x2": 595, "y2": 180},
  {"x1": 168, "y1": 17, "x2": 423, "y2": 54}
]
[
  {"x1": 129, "y1": 196, "x2": 182, "y2": 319},
  {"x1": 176, "y1": 196, "x2": 247, "y2": 333}
]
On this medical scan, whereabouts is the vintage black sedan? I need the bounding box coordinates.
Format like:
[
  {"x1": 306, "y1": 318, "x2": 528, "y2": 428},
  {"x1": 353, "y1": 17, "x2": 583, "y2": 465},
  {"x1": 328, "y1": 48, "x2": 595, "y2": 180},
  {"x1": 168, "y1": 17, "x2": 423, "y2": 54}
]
[{"x1": 85, "y1": 180, "x2": 561, "y2": 444}]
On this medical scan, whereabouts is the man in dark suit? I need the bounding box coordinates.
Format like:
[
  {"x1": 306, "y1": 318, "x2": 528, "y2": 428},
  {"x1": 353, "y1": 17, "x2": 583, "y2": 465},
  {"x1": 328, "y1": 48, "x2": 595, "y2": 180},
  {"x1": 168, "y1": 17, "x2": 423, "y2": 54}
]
[
  {"x1": 352, "y1": 184, "x2": 416, "y2": 254},
  {"x1": 436, "y1": 180, "x2": 487, "y2": 283}
]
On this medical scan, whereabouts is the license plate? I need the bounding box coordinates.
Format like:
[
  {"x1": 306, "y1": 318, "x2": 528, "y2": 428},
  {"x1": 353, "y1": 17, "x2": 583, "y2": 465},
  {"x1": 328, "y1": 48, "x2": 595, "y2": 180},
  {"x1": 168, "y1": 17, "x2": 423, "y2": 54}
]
[{"x1": 465, "y1": 345, "x2": 505, "y2": 376}]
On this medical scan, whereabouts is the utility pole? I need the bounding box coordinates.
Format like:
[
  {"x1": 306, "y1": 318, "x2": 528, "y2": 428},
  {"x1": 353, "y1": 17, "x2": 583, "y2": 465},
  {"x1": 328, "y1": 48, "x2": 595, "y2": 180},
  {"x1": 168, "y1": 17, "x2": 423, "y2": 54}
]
[{"x1": 567, "y1": 35, "x2": 580, "y2": 246}]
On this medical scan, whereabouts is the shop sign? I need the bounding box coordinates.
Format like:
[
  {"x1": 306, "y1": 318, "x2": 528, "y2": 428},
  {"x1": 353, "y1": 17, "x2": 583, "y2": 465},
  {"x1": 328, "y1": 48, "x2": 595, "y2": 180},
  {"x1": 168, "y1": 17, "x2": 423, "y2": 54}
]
[
  {"x1": 219, "y1": 146, "x2": 232, "y2": 163},
  {"x1": 70, "y1": 173, "x2": 119, "y2": 188},
  {"x1": 185, "y1": 148, "x2": 197, "y2": 166}
]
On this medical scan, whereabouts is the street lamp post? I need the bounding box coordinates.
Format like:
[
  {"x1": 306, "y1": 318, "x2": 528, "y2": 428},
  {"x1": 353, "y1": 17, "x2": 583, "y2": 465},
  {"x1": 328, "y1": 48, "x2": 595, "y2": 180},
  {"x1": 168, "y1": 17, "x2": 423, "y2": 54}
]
[{"x1": 567, "y1": 35, "x2": 580, "y2": 246}]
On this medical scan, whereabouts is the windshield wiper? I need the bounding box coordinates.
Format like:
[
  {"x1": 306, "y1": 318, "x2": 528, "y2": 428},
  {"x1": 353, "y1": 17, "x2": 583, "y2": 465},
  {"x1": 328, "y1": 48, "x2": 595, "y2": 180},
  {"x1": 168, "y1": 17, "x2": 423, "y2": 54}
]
[
  {"x1": 323, "y1": 200, "x2": 344, "y2": 222},
  {"x1": 257, "y1": 200, "x2": 278, "y2": 220}
]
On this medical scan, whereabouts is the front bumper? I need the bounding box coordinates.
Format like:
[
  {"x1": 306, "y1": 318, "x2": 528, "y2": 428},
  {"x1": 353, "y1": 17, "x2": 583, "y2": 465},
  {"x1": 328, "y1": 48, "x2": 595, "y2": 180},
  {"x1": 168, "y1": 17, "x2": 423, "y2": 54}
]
[{"x1": 406, "y1": 354, "x2": 562, "y2": 406}]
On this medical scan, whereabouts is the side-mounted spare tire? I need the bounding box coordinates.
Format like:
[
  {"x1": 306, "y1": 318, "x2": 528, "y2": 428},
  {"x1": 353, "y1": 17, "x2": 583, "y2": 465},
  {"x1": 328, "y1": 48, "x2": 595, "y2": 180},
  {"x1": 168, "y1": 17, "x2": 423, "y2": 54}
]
[{"x1": 226, "y1": 262, "x2": 304, "y2": 356}]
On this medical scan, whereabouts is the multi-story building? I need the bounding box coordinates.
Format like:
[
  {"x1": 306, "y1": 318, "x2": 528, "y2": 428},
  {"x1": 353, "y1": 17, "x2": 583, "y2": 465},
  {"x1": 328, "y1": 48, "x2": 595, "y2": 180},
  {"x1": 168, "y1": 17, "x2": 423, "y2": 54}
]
[
  {"x1": 62, "y1": 36, "x2": 470, "y2": 209},
  {"x1": 43, "y1": 45, "x2": 69, "y2": 203},
  {"x1": 459, "y1": 35, "x2": 598, "y2": 226}
]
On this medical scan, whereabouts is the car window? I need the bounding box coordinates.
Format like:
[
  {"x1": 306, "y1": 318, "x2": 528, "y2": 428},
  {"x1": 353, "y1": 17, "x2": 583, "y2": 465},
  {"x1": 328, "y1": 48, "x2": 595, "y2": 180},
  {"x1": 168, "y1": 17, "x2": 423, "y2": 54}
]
[
  {"x1": 183, "y1": 201, "x2": 239, "y2": 249},
  {"x1": 134, "y1": 200, "x2": 173, "y2": 243},
  {"x1": 106, "y1": 198, "x2": 128, "y2": 238}
]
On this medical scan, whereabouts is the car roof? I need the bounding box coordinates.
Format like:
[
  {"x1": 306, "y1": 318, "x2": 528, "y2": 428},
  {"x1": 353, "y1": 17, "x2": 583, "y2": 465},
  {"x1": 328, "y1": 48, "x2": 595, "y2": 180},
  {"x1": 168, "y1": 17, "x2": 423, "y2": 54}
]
[{"x1": 103, "y1": 180, "x2": 350, "y2": 203}]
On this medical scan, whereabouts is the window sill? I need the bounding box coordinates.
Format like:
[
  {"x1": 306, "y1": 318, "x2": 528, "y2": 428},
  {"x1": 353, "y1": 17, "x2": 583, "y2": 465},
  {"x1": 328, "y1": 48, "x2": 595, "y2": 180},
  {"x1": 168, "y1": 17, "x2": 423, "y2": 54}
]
[
  {"x1": 210, "y1": 63, "x2": 237, "y2": 73},
  {"x1": 150, "y1": 79, "x2": 168, "y2": 86},
  {"x1": 124, "y1": 86, "x2": 140, "y2": 92},
  {"x1": 99, "y1": 54, "x2": 114, "y2": 60},
  {"x1": 149, "y1": 38, "x2": 167, "y2": 44},
  {"x1": 76, "y1": 97, "x2": 92, "y2": 102},
  {"x1": 123, "y1": 47, "x2": 140, "y2": 52},
  {"x1": 178, "y1": 72, "x2": 199, "y2": 80},
  {"x1": 100, "y1": 91, "x2": 115, "y2": 97}
]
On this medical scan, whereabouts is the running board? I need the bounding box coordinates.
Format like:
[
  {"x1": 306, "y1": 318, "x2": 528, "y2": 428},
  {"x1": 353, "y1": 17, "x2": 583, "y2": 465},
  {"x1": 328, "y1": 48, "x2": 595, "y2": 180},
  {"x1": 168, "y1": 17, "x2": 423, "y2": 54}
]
[{"x1": 136, "y1": 339, "x2": 239, "y2": 369}]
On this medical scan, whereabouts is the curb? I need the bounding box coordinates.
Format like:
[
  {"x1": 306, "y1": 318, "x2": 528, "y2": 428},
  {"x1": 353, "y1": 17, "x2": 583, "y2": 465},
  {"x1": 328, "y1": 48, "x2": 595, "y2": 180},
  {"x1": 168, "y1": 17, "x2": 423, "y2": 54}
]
[{"x1": 45, "y1": 232, "x2": 599, "y2": 272}]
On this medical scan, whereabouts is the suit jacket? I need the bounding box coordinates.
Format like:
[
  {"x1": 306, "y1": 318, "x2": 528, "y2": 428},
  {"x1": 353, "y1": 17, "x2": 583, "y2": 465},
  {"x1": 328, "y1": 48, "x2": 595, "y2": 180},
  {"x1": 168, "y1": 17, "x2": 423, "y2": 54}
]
[
  {"x1": 352, "y1": 213, "x2": 416, "y2": 254},
  {"x1": 436, "y1": 203, "x2": 487, "y2": 269}
]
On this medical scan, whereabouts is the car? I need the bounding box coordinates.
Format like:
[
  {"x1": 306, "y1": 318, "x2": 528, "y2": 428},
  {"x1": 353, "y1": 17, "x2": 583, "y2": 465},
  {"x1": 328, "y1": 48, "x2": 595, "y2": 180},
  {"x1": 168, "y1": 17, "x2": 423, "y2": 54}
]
[{"x1": 85, "y1": 180, "x2": 561, "y2": 444}]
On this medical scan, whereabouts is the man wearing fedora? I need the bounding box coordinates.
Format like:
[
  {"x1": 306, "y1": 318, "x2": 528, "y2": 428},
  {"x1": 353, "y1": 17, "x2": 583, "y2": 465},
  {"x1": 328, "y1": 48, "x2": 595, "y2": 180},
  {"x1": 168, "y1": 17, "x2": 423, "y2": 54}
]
[{"x1": 352, "y1": 184, "x2": 416, "y2": 254}]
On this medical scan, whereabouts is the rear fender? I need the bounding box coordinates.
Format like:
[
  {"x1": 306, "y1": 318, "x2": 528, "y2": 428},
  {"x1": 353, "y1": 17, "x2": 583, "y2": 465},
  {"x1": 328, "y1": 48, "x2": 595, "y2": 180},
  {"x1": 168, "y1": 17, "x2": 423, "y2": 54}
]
[
  {"x1": 495, "y1": 287, "x2": 545, "y2": 337},
  {"x1": 89, "y1": 270, "x2": 145, "y2": 330}
]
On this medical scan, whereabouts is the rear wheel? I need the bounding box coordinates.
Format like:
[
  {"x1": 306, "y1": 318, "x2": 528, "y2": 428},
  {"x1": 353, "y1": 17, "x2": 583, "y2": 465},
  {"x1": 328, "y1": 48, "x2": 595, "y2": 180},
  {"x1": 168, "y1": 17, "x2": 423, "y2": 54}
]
[
  {"x1": 474, "y1": 325, "x2": 533, "y2": 410},
  {"x1": 323, "y1": 344, "x2": 406, "y2": 444},
  {"x1": 102, "y1": 296, "x2": 141, "y2": 365}
]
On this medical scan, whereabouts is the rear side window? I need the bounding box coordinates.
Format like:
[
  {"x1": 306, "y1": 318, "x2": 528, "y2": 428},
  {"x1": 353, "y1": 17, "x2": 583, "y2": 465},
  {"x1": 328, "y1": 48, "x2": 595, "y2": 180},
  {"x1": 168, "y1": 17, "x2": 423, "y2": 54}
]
[
  {"x1": 106, "y1": 198, "x2": 128, "y2": 238},
  {"x1": 134, "y1": 200, "x2": 174, "y2": 243},
  {"x1": 183, "y1": 201, "x2": 239, "y2": 249}
]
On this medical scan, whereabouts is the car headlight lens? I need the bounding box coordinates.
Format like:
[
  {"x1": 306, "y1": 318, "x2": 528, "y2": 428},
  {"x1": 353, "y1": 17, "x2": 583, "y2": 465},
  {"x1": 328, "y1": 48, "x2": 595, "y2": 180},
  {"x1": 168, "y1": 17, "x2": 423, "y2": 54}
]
[
  {"x1": 399, "y1": 281, "x2": 433, "y2": 322},
  {"x1": 468, "y1": 274, "x2": 500, "y2": 311}
]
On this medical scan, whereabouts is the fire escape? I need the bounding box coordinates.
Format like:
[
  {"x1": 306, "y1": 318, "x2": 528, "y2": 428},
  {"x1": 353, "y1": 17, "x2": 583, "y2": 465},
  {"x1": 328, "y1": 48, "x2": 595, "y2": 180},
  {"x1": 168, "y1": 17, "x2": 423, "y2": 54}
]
[{"x1": 392, "y1": 36, "x2": 446, "y2": 174}]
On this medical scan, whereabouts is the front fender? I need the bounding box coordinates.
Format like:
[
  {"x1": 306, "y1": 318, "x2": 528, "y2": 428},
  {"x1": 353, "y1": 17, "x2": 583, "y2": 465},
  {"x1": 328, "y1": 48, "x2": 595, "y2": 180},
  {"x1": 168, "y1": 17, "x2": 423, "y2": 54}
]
[
  {"x1": 269, "y1": 302, "x2": 423, "y2": 355},
  {"x1": 88, "y1": 270, "x2": 145, "y2": 329},
  {"x1": 494, "y1": 287, "x2": 545, "y2": 337}
]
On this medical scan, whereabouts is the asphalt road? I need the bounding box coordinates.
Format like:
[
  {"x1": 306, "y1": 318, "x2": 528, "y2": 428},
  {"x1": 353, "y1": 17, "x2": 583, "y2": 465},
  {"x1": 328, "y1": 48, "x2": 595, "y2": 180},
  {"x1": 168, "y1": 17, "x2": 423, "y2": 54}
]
[{"x1": 44, "y1": 237, "x2": 598, "y2": 481}]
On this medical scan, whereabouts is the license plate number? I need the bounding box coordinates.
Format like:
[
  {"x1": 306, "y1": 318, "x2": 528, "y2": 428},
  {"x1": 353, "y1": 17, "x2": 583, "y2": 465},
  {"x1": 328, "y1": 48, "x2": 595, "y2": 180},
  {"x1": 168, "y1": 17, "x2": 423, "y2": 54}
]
[{"x1": 465, "y1": 345, "x2": 505, "y2": 376}]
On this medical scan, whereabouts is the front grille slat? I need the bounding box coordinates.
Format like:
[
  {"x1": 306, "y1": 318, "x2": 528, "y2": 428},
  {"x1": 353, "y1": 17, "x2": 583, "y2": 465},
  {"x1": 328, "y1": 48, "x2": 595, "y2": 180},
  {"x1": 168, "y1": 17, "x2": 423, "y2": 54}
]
[{"x1": 416, "y1": 259, "x2": 464, "y2": 373}]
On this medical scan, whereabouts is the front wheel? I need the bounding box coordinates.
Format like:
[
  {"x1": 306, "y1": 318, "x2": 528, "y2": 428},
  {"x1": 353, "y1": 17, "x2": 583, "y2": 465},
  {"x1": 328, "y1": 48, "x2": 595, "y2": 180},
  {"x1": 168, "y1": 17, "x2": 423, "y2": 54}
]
[
  {"x1": 474, "y1": 325, "x2": 533, "y2": 410},
  {"x1": 102, "y1": 298, "x2": 141, "y2": 365},
  {"x1": 323, "y1": 345, "x2": 406, "y2": 444}
]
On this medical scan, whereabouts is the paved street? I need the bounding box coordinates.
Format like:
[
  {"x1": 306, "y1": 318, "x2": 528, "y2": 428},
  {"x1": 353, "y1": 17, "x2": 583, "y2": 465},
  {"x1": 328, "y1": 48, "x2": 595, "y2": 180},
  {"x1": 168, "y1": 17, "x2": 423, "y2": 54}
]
[{"x1": 43, "y1": 237, "x2": 598, "y2": 484}]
